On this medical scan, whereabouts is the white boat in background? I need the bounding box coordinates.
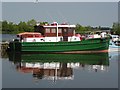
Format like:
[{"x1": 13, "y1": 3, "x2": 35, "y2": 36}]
[
  {"x1": 109, "y1": 40, "x2": 119, "y2": 47},
  {"x1": 110, "y1": 35, "x2": 119, "y2": 42},
  {"x1": 109, "y1": 40, "x2": 120, "y2": 52},
  {"x1": 109, "y1": 34, "x2": 120, "y2": 48}
]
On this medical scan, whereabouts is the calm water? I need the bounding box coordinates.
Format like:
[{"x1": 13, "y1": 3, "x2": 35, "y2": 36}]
[
  {"x1": 1, "y1": 34, "x2": 119, "y2": 88},
  {"x1": 1, "y1": 34, "x2": 17, "y2": 42}
]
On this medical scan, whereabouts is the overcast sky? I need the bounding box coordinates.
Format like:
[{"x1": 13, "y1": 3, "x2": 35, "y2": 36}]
[{"x1": 2, "y1": 2, "x2": 118, "y2": 27}]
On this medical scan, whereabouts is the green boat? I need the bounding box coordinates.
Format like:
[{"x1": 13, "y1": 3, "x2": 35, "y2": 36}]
[{"x1": 8, "y1": 22, "x2": 110, "y2": 53}]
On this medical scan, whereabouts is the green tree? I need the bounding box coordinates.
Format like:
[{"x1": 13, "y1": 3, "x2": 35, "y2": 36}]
[
  {"x1": 0, "y1": 21, "x2": 2, "y2": 34},
  {"x1": 8, "y1": 22, "x2": 15, "y2": 34},
  {"x1": 18, "y1": 21, "x2": 28, "y2": 33},
  {"x1": 112, "y1": 22, "x2": 120, "y2": 35},
  {"x1": 85, "y1": 26, "x2": 93, "y2": 31},
  {"x1": 75, "y1": 24, "x2": 85, "y2": 34},
  {"x1": 40, "y1": 22, "x2": 49, "y2": 25},
  {"x1": 2, "y1": 20, "x2": 9, "y2": 34},
  {"x1": 27, "y1": 19, "x2": 37, "y2": 32},
  {"x1": 12, "y1": 24, "x2": 19, "y2": 34},
  {"x1": 75, "y1": 24, "x2": 93, "y2": 34},
  {"x1": 2, "y1": 21, "x2": 19, "y2": 34},
  {"x1": 27, "y1": 19, "x2": 37, "y2": 26}
]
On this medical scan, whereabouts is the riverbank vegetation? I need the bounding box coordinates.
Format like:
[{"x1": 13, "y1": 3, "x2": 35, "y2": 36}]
[
  {"x1": 1, "y1": 19, "x2": 120, "y2": 35},
  {"x1": 111, "y1": 22, "x2": 120, "y2": 35}
]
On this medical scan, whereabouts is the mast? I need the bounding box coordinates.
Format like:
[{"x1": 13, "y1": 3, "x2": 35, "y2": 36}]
[{"x1": 56, "y1": 22, "x2": 58, "y2": 42}]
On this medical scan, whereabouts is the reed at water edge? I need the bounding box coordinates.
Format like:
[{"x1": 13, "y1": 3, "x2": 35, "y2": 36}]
[{"x1": 0, "y1": 42, "x2": 9, "y2": 58}]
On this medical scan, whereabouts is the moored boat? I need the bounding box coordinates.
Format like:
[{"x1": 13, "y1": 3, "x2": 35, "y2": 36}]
[
  {"x1": 8, "y1": 22, "x2": 110, "y2": 53},
  {"x1": 109, "y1": 34, "x2": 120, "y2": 50}
]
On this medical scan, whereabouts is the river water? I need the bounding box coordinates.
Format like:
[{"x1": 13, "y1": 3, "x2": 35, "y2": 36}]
[{"x1": 1, "y1": 34, "x2": 119, "y2": 88}]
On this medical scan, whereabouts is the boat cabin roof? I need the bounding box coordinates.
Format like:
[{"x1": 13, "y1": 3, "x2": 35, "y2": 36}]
[{"x1": 17, "y1": 32, "x2": 42, "y2": 38}]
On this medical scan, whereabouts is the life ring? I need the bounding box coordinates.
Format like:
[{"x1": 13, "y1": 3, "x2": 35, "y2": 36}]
[{"x1": 33, "y1": 39, "x2": 36, "y2": 42}]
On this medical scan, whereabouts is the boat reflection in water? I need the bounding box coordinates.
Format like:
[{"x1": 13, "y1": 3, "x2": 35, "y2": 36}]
[{"x1": 8, "y1": 52, "x2": 109, "y2": 81}]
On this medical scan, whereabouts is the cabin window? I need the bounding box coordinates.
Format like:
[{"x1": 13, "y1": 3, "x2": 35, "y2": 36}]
[
  {"x1": 68, "y1": 28, "x2": 72, "y2": 33},
  {"x1": 35, "y1": 34, "x2": 40, "y2": 37},
  {"x1": 46, "y1": 28, "x2": 50, "y2": 33},
  {"x1": 64, "y1": 29, "x2": 67, "y2": 32},
  {"x1": 27, "y1": 35, "x2": 33, "y2": 37},
  {"x1": 51, "y1": 28, "x2": 56, "y2": 33},
  {"x1": 58, "y1": 28, "x2": 62, "y2": 33}
]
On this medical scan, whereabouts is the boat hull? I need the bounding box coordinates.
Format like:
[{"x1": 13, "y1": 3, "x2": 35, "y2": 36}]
[{"x1": 9, "y1": 37, "x2": 110, "y2": 53}]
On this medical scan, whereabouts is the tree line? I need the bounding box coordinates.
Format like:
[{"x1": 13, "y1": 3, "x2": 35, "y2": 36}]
[
  {"x1": 1, "y1": 19, "x2": 48, "y2": 34},
  {"x1": 111, "y1": 22, "x2": 120, "y2": 35},
  {"x1": 1, "y1": 19, "x2": 120, "y2": 35}
]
